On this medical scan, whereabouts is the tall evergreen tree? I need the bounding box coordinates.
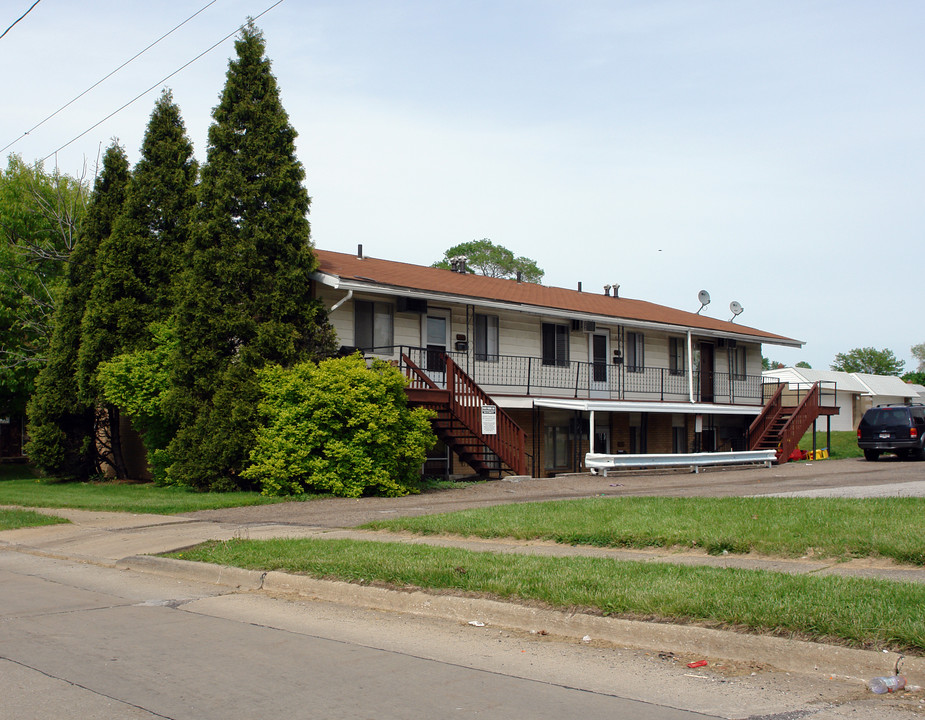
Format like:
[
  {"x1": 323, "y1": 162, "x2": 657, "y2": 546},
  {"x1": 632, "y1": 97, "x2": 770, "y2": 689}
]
[
  {"x1": 166, "y1": 23, "x2": 335, "y2": 490},
  {"x1": 77, "y1": 91, "x2": 197, "y2": 478},
  {"x1": 26, "y1": 144, "x2": 130, "y2": 478}
]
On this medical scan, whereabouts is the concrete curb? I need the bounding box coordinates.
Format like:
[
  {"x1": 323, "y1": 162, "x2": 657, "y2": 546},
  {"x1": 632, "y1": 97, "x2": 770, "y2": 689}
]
[
  {"x1": 121, "y1": 554, "x2": 922, "y2": 684},
  {"x1": 118, "y1": 555, "x2": 265, "y2": 590}
]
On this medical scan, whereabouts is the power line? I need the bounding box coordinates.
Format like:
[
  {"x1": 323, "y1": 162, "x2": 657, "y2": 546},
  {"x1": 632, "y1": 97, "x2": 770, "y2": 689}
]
[
  {"x1": 0, "y1": 0, "x2": 41, "y2": 41},
  {"x1": 1, "y1": 0, "x2": 218, "y2": 156},
  {"x1": 43, "y1": 0, "x2": 286, "y2": 165}
]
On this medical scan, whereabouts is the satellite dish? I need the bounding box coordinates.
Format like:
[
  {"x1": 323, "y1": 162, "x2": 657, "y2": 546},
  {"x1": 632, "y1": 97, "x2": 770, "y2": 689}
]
[
  {"x1": 729, "y1": 301, "x2": 744, "y2": 322},
  {"x1": 696, "y1": 290, "x2": 711, "y2": 314}
]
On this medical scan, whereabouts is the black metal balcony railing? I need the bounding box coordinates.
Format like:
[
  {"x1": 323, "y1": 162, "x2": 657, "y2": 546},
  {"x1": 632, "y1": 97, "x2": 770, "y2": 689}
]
[{"x1": 361, "y1": 346, "x2": 768, "y2": 406}]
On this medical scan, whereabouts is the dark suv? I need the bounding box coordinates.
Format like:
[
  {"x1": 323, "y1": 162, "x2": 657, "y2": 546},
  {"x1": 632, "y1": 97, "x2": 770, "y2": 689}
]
[{"x1": 857, "y1": 404, "x2": 925, "y2": 461}]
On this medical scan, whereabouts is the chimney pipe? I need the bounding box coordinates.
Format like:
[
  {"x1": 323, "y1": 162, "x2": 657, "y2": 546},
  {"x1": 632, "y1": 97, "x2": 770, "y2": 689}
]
[
  {"x1": 613, "y1": 283, "x2": 620, "y2": 298},
  {"x1": 603, "y1": 284, "x2": 611, "y2": 297},
  {"x1": 357, "y1": 244, "x2": 363, "y2": 259},
  {"x1": 577, "y1": 282, "x2": 582, "y2": 292},
  {"x1": 516, "y1": 270, "x2": 522, "y2": 283}
]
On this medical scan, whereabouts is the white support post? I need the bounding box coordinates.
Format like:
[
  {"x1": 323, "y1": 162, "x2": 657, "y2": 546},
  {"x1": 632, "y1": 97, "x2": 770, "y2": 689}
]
[{"x1": 687, "y1": 330, "x2": 694, "y2": 403}]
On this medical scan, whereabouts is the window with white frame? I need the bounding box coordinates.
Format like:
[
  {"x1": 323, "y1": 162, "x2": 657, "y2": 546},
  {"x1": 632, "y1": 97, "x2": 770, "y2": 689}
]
[
  {"x1": 669, "y1": 337, "x2": 685, "y2": 376},
  {"x1": 354, "y1": 300, "x2": 393, "y2": 351},
  {"x1": 474, "y1": 314, "x2": 499, "y2": 362},
  {"x1": 542, "y1": 323, "x2": 569, "y2": 367},
  {"x1": 626, "y1": 331, "x2": 645, "y2": 373}
]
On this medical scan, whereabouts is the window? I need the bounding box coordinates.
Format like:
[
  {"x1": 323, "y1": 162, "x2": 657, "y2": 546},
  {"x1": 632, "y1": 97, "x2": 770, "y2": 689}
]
[
  {"x1": 628, "y1": 412, "x2": 644, "y2": 453},
  {"x1": 669, "y1": 337, "x2": 685, "y2": 376},
  {"x1": 626, "y1": 332, "x2": 644, "y2": 373},
  {"x1": 732, "y1": 345, "x2": 746, "y2": 380},
  {"x1": 354, "y1": 300, "x2": 393, "y2": 351},
  {"x1": 542, "y1": 323, "x2": 569, "y2": 367},
  {"x1": 544, "y1": 423, "x2": 571, "y2": 469},
  {"x1": 591, "y1": 333, "x2": 607, "y2": 383},
  {"x1": 474, "y1": 314, "x2": 499, "y2": 362},
  {"x1": 672, "y1": 414, "x2": 687, "y2": 453}
]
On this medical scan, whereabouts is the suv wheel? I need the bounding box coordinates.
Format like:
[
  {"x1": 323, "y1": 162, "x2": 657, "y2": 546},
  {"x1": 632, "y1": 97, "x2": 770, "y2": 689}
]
[{"x1": 864, "y1": 449, "x2": 881, "y2": 462}]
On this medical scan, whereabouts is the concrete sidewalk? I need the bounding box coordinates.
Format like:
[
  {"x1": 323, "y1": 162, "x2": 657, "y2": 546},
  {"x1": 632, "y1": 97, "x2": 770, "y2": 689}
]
[
  {"x1": 6, "y1": 503, "x2": 925, "y2": 584},
  {"x1": 1, "y1": 502, "x2": 923, "y2": 687}
]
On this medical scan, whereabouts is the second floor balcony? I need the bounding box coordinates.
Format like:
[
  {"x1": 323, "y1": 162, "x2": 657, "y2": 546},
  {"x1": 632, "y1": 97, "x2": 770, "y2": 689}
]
[{"x1": 363, "y1": 346, "x2": 769, "y2": 406}]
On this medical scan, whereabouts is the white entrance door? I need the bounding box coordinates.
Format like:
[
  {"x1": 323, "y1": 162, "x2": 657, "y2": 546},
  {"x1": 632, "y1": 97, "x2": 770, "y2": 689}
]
[{"x1": 422, "y1": 309, "x2": 451, "y2": 386}]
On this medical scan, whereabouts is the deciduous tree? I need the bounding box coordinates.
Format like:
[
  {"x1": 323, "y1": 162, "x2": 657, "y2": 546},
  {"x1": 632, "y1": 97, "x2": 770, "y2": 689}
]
[
  {"x1": 0, "y1": 155, "x2": 87, "y2": 414},
  {"x1": 831, "y1": 347, "x2": 904, "y2": 376},
  {"x1": 433, "y1": 239, "x2": 544, "y2": 283},
  {"x1": 911, "y1": 343, "x2": 925, "y2": 373}
]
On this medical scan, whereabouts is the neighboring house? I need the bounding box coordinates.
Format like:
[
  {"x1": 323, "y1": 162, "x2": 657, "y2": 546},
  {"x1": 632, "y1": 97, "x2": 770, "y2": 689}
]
[
  {"x1": 908, "y1": 384, "x2": 925, "y2": 404},
  {"x1": 762, "y1": 368, "x2": 919, "y2": 431},
  {"x1": 314, "y1": 248, "x2": 803, "y2": 478},
  {"x1": 853, "y1": 373, "x2": 920, "y2": 410}
]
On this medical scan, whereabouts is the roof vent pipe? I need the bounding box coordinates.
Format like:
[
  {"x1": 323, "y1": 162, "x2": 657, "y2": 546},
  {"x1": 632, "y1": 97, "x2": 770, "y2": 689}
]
[
  {"x1": 613, "y1": 283, "x2": 620, "y2": 298},
  {"x1": 578, "y1": 282, "x2": 582, "y2": 292},
  {"x1": 516, "y1": 270, "x2": 522, "y2": 283},
  {"x1": 603, "y1": 284, "x2": 611, "y2": 297},
  {"x1": 357, "y1": 244, "x2": 363, "y2": 259}
]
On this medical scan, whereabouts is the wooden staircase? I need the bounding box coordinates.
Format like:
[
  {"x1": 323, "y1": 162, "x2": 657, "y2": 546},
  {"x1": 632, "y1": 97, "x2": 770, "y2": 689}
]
[
  {"x1": 402, "y1": 353, "x2": 527, "y2": 478},
  {"x1": 748, "y1": 382, "x2": 837, "y2": 463}
]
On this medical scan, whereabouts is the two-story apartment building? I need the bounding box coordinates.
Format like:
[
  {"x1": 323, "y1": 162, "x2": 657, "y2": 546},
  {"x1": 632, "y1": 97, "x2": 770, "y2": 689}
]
[{"x1": 313, "y1": 247, "x2": 803, "y2": 478}]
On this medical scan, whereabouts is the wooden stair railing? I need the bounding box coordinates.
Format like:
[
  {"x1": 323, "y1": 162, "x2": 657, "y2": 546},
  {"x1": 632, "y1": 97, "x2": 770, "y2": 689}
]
[
  {"x1": 748, "y1": 382, "x2": 784, "y2": 450},
  {"x1": 774, "y1": 382, "x2": 822, "y2": 464},
  {"x1": 402, "y1": 352, "x2": 527, "y2": 477},
  {"x1": 748, "y1": 382, "x2": 827, "y2": 463}
]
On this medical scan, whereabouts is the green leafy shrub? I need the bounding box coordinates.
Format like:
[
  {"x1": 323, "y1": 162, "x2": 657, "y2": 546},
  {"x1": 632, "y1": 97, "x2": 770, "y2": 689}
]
[
  {"x1": 97, "y1": 321, "x2": 177, "y2": 484},
  {"x1": 243, "y1": 355, "x2": 435, "y2": 498}
]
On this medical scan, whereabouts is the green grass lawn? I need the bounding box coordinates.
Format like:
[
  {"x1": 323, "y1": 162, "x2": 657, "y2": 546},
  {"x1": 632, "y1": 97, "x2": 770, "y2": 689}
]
[
  {"x1": 798, "y1": 430, "x2": 860, "y2": 459},
  {"x1": 0, "y1": 464, "x2": 302, "y2": 515},
  {"x1": 0, "y1": 507, "x2": 69, "y2": 530},
  {"x1": 0, "y1": 464, "x2": 460, "y2": 515},
  {"x1": 363, "y1": 496, "x2": 925, "y2": 565},
  {"x1": 173, "y1": 536, "x2": 925, "y2": 653}
]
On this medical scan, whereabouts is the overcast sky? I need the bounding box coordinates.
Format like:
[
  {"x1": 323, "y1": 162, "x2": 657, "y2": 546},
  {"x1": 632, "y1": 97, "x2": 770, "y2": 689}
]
[{"x1": 2, "y1": 0, "x2": 923, "y2": 371}]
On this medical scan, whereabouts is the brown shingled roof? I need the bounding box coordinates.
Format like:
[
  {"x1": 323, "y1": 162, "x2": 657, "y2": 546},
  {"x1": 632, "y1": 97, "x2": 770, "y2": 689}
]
[{"x1": 314, "y1": 249, "x2": 800, "y2": 346}]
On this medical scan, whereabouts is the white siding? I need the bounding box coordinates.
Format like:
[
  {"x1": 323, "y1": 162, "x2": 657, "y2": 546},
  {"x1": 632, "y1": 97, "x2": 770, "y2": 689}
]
[{"x1": 319, "y1": 287, "x2": 354, "y2": 346}]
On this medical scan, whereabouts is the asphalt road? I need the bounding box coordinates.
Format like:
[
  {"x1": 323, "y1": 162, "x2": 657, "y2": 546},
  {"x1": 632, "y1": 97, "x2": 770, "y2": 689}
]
[
  {"x1": 4, "y1": 457, "x2": 925, "y2": 719},
  {"x1": 1, "y1": 550, "x2": 727, "y2": 720}
]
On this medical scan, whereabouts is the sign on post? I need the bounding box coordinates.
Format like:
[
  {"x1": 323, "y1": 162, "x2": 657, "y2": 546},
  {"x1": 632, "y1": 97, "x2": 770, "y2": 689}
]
[{"x1": 481, "y1": 405, "x2": 497, "y2": 435}]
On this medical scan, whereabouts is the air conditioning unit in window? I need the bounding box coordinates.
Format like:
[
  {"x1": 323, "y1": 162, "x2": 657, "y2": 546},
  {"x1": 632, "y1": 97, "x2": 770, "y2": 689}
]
[
  {"x1": 571, "y1": 319, "x2": 596, "y2": 332},
  {"x1": 396, "y1": 297, "x2": 427, "y2": 313}
]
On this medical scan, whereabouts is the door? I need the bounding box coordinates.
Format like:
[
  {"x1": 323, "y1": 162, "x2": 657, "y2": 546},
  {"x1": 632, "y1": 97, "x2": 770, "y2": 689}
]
[
  {"x1": 699, "y1": 342, "x2": 714, "y2": 403},
  {"x1": 593, "y1": 415, "x2": 610, "y2": 455},
  {"x1": 422, "y1": 310, "x2": 451, "y2": 385},
  {"x1": 589, "y1": 332, "x2": 609, "y2": 397}
]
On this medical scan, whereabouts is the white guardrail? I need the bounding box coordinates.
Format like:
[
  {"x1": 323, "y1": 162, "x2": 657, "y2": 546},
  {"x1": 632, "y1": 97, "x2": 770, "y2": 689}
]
[{"x1": 585, "y1": 450, "x2": 777, "y2": 476}]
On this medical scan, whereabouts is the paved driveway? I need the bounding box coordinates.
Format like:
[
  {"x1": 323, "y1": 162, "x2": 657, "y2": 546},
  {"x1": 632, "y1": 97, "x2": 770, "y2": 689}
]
[{"x1": 182, "y1": 456, "x2": 925, "y2": 528}]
